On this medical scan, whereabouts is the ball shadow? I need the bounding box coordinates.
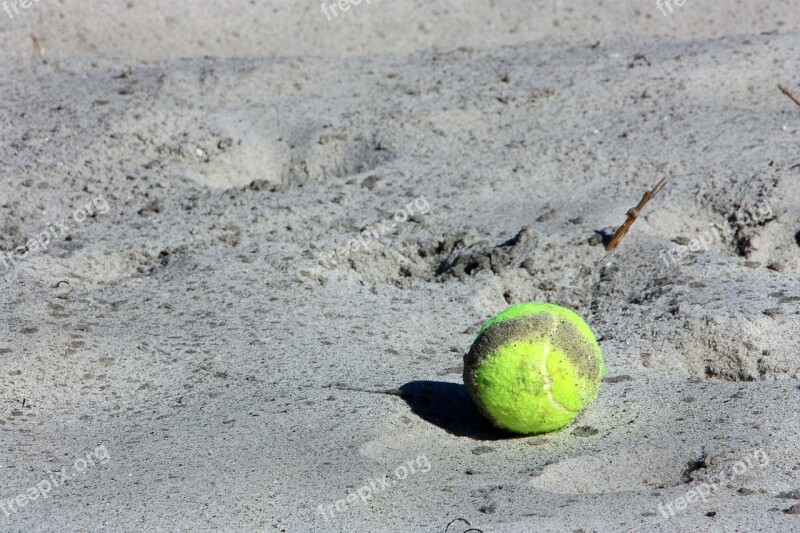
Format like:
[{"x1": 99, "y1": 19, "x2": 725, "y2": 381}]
[{"x1": 398, "y1": 380, "x2": 520, "y2": 440}]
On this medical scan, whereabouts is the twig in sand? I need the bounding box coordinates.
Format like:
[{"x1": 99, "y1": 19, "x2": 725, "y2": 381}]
[
  {"x1": 604, "y1": 177, "x2": 667, "y2": 252},
  {"x1": 445, "y1": 518, "x2": 471, "y2": 531},
  {"x1": 30, "y1": 35, "x2": 45, "y2": 58},
  {"x1": 778, "y1": 84, "x2": 800, "y2": 109}
]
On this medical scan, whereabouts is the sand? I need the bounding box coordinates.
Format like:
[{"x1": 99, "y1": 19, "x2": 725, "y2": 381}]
[{"x1": 0, "y1": 1, "x2": 799, "y2": 531}]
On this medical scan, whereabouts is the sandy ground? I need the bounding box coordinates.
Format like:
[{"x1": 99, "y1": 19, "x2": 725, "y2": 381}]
[{"x1": 1, "y1": 1, "x2": 799, "y2": 532}]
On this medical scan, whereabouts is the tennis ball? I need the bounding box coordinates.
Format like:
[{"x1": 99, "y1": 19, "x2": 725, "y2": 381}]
[{"x1": 463, "y1": 302, "x2": 604, "y2": 434}]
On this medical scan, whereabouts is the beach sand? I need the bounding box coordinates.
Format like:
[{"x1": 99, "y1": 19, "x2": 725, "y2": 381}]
[{"x1": 1, "y1": 1, "x2": 799, "y2": 531}]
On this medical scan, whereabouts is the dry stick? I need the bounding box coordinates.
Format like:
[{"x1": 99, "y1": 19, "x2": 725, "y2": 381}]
[
  {"x1": 779, "y1": 84, "x2": 800, "y2": 109},
  {"x1": 604, "y1": 177, "x2": 667, "y2": 252},
  {"x1": 30, "y1": 35, "x2": 45, "y2": 58},
  {"x1": 445, "y1": 518, "x2": 472, "y2": 531}
]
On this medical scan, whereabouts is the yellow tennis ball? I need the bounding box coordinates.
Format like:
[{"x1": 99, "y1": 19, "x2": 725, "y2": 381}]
[{"x1": 463, "y1": 302, "x2": 604, "y2": 434}]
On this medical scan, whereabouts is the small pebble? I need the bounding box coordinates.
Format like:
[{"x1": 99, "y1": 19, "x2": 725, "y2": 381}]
[
  {"x1": 472, "y1": 446, "x2": 494, "y2": 455},
  {"x1": 767, "y1": 261, "x2": 787, "y2": 272}
]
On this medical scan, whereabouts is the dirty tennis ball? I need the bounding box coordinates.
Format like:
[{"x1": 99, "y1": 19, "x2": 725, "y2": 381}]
[{"x1": 463, "y1": 302, "x2": 604, "y2": 435}]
